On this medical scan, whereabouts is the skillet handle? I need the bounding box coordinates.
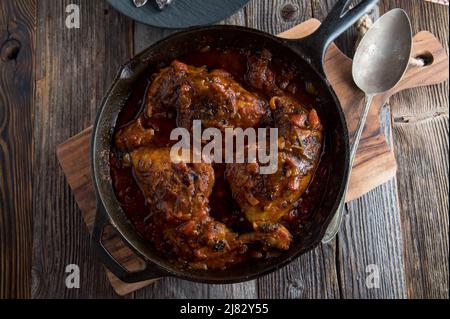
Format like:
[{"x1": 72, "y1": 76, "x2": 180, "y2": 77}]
[
  {"x1": 292, "y1": 0, "x2": 379, "y2": 75},
  {"x1": 92, "y1": 202, "x2": 165, "y2": 283}
]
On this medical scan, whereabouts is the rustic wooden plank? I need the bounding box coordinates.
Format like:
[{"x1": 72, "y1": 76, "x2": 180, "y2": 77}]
[
  {"x1": 32, "y1": 0, "x2": 133, "y2": 298},
  {"x1": 244, "y1": 0, "x2": 313, "y2": 34},
  {"x1": 380, "y1": 0, "x2": 449, "y2": 298},
  {"x1": 393, "y1": 117, "x2": 449, "y2": 299},
  {"x1": 312, "y1": 0, "x2": 407, "y2": 298},
  {"x1": 258, "y1": 243, "x2": 340, "y2": 299},
  {"x1": 133, "y1": 24, "x2": 177, "y2": 55},
  {"x1": 0, "y1": 0, "x2": 35, "y2": 299}
]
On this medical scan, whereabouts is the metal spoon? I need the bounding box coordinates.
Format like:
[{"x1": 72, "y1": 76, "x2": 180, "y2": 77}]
[{"x1": 322, "y1": 9, "x2": 412, "y2": 243}]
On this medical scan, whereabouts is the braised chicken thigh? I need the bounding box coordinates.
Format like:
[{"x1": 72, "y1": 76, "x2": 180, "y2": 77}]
[
  {"x1": 130, "y1": 147, "x2": 246, "y2": 270},
  {"x1": 226, "y1": 95, "x2": 323, "y2": 238},
  {"x1": 115, "y1": 117, "x2": 154, "y2": 152},
  {"x1": 147, "y1": 60, "x2": 269, "y2": 130}
]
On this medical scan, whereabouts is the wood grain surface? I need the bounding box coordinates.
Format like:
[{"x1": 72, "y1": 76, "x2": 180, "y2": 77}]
[
  {"x1": 32, "y1": 0, "x2": 133, "y2": 298},
  {"x1": 381, "y1": 0, "x2": 449, "y2": 299},
  {"x1": 0, "y1": 0, "x2": 35, "y2": 299},
  {"x1": 0, "y1": 0, "x2": 448, "y2": 299}
]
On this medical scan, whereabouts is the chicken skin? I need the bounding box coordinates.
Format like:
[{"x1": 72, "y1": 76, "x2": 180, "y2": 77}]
[
  {"x1": 245, "y1": 49, "x2": 279, "y2": 95},
  {"x1": 116, "y1": 59, "x2": 270, "y2": 152},
  {"x1": 146, "y1": 60, "x2": 269, "y2": 130},
  {"x1": 115, "y1": 117, "x2": 155, "y2": 152},
  {"x1": 226, "y1": 95, "x2": 323, "y2": 237},
  {"x1": 130, "y1": 147, "x2": 247, "y2": 270}
]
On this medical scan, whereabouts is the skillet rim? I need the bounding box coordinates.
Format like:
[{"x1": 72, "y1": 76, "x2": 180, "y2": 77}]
[{"x1": 91, "y1": 24, "x2": 350, "y2": 284}]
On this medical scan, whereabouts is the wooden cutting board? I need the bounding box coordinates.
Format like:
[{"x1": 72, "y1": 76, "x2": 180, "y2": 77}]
[{"x1": 57, "y1": 19, "x2": 449, "y2": 296}]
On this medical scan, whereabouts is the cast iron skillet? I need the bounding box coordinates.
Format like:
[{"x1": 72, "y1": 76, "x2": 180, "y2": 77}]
[{"x1": 91, "y1": 0, "x2": 378, "y2": 284}]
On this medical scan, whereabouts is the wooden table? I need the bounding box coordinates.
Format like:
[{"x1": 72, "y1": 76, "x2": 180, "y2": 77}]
[{"x1": 0, "y1": 0, "x2": 448, "y2": 299}]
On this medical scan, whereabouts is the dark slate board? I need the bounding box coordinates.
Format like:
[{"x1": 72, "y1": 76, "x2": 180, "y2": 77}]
[{"x1": 106, "y1": 0, "x2": 250, "y2": 29}]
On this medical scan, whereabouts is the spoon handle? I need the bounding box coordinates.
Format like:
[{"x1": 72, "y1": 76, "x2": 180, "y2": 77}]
[
  {"x1": 322, "y1": 94, "x2": 374, "y2": 243},
  {"x1": 349, "y1": 94, "x2": 374, "y2": 163}
]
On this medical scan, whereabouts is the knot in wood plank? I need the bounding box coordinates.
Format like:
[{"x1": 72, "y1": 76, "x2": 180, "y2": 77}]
[
  {"x1": 1, "y1": 38, "x2": 21, "y2": 61},
  {"x1": 280, "y1": 4, "x2": 298, "y2": 22}
]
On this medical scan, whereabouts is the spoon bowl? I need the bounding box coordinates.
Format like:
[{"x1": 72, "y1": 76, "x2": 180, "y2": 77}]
[{"x1": 353, "y1": 9, "x2": 412, "y2": 94}]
